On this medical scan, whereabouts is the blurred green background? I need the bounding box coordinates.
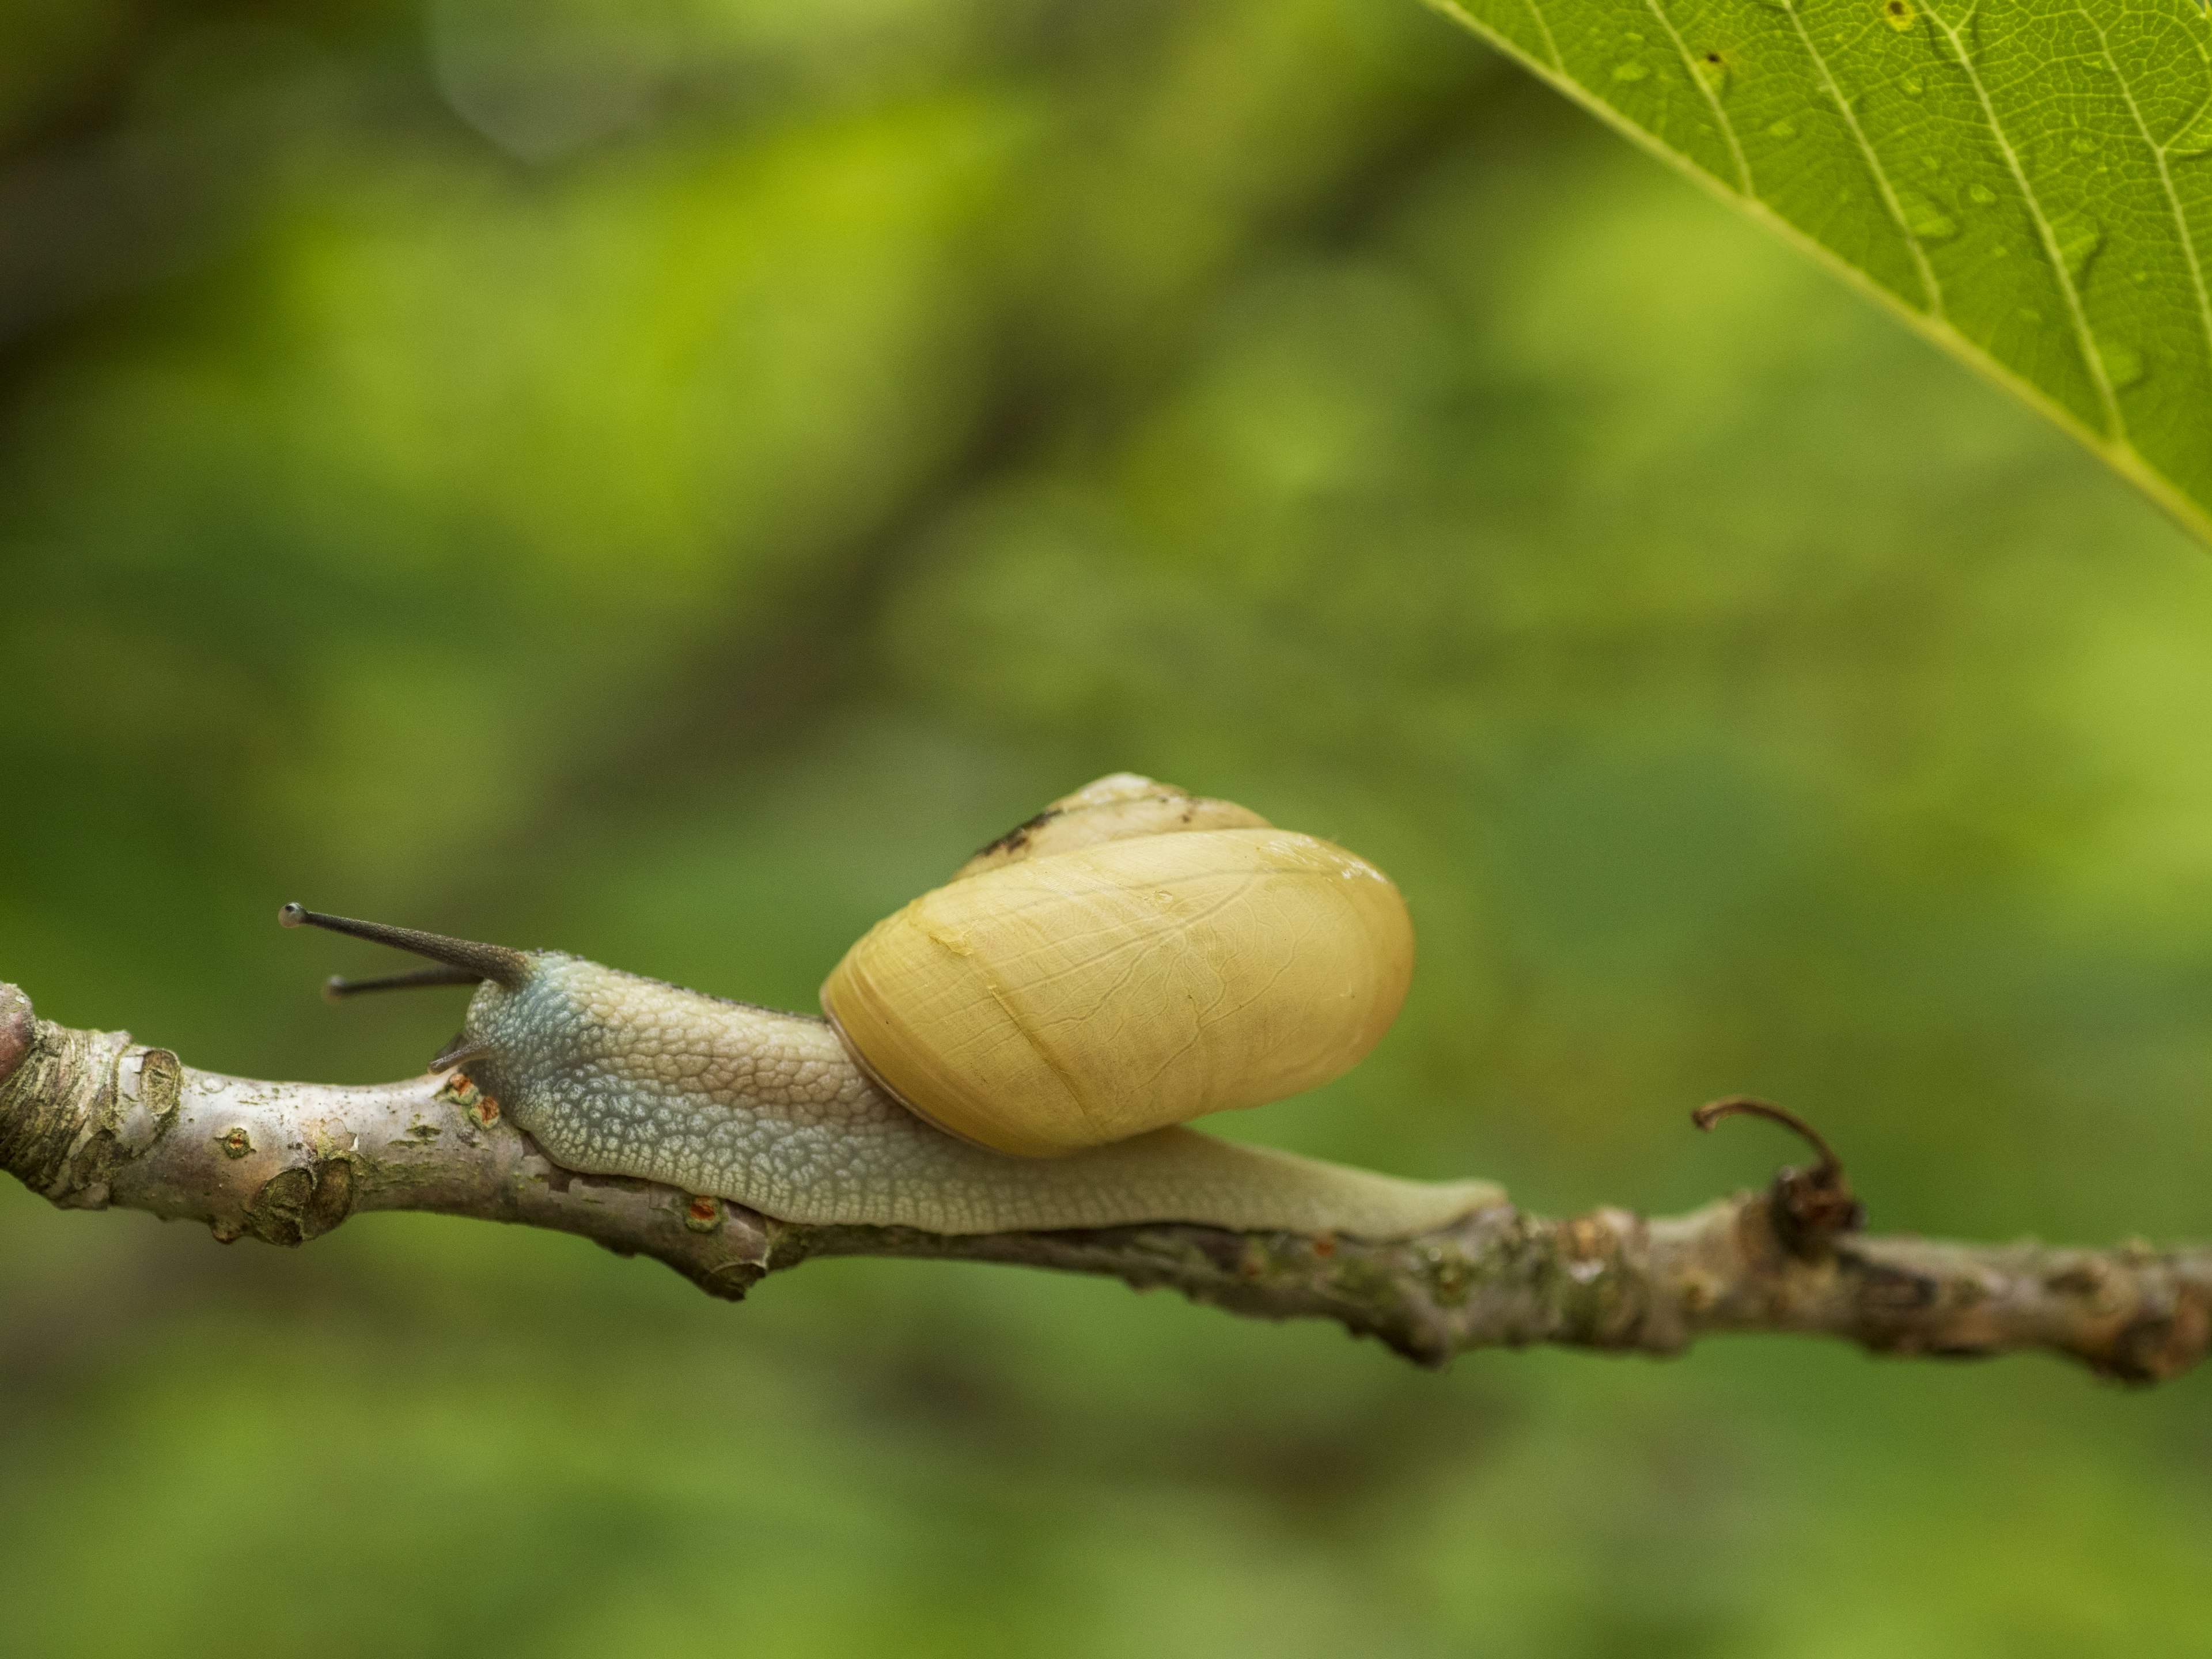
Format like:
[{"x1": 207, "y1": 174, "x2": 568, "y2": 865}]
[{"x1": 3, "y1": 0, "x2": 2210, "y2": 1652}]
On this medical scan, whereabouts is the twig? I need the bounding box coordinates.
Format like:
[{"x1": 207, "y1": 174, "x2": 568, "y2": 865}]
[{"x1": 2, "y1": 982, "x2": 2205, "y2": 1381}]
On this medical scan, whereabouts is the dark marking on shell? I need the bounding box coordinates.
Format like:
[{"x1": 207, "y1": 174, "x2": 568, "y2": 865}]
[{"x1": 969, "y1": 806, "x2": 1063, "y2": 866}]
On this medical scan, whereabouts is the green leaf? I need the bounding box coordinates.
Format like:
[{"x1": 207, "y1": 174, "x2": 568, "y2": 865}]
[{"x1": 1429, "y1": 0, "x2": 2212, "y2": 543}]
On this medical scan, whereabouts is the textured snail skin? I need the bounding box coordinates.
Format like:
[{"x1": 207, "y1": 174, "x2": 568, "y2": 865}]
[{"x1": 459, "y1": 955, "x2": 1502, "y2": 1238}]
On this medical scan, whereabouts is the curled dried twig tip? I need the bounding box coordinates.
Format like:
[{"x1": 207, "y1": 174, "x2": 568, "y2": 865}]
[
  {"x1": 1692, "y1": 1095, "x2": 1841, "y2": 1174},
  {"x1": 1692, "y1": 1094, "x2": 1865, "y2": 1253}
]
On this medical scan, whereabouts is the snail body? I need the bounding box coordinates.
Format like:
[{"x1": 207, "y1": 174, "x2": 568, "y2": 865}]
[
  {"x1": 457, "y1": 953, "x2": 1496, "y2": 1235},
  {"x1": 282, "y1": 775, "x2": 1502, "y2": 1238}
]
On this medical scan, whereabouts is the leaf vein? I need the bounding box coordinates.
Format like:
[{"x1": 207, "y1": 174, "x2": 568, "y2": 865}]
[
  {"x1": 1520, "y1": 0, "x2": 1565, "y2": 70},
  {"x1": 1925, "y1": 6, "x2": 2124, "y2": 440},
  {"x1": 1781, "y1": 3, "x2": 1945, "y2": 320},
  {"x1": 2079, "y1": 3, "x2": 2212, "y2": 391},
  {"x1": 1639, "y1": 0, "x2": 1753, "y2": 194}
]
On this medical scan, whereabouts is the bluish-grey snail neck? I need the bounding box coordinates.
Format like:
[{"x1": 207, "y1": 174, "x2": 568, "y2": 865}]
[{"x1": 452, "y1": 954, "x2": 1502, "y2": 1238}]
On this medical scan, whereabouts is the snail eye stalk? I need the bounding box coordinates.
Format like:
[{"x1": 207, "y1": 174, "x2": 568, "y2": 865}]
[
  {"x1": 279, "y1": 904, "x2": 531, "y2": 991},
  {"x1": 321, "y1": 965, "x2": 487, "y2": 1003}
]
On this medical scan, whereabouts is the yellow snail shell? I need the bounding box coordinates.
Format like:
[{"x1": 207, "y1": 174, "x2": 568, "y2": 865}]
[{"x1": 820, "y1": 775, "x2": 1416, "y2": 1157}]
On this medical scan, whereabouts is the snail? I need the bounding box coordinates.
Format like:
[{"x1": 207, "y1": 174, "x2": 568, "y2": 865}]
[{"x1": 283, "y1": 774, "x2": 1501, "y2": 1237}]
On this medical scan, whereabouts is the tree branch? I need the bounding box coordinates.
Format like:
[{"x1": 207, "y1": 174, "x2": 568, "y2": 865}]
[{"x1": 2, "y1": 981, "x2": 2205, "y2": 1382}]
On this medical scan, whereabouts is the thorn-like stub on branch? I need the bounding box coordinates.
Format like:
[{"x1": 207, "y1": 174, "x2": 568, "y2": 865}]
[
  {"x1": 1693, "y1": 1095, "x2": 1865, "y2": 1258},
  {"x1": 2099, "y1": 1285, "x2": 2212, "y2": 1386},
  {"x1": 243, "y1": 1157, "x2": 358, "y2": 1247},
  {"x1": 0, "y1": 985, "x2": 32, "y2": 1088}
]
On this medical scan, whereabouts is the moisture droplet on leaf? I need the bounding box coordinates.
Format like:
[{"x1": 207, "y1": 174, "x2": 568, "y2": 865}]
[
  {"x1": 1613, "y1": 60, "x2": 1652, "y2": 82},
  {"x1": 2054, "y1": 215, "x2": 2103, "y2": 281},
  {"x1": 2099, "y1": 343, "x2": 2146, "y2": 389},
  {"x1": 1896, "y1": 189, "x2": 1959, "y2": 241}
]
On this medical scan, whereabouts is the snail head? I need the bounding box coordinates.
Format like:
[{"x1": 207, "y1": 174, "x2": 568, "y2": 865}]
[{"x1": 278, "y1": 902, "x2": 549, "y2": 1073}]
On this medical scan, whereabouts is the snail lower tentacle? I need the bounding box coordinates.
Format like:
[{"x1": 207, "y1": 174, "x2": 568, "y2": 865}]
[{"x1": 460, "y1": 957, "x2": 1501, "y2": 1238}]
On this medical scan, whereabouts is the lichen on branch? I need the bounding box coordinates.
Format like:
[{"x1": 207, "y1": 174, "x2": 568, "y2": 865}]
[{"x1": 1, "y1": 980, "x2": 2205, "y2": 1382}]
